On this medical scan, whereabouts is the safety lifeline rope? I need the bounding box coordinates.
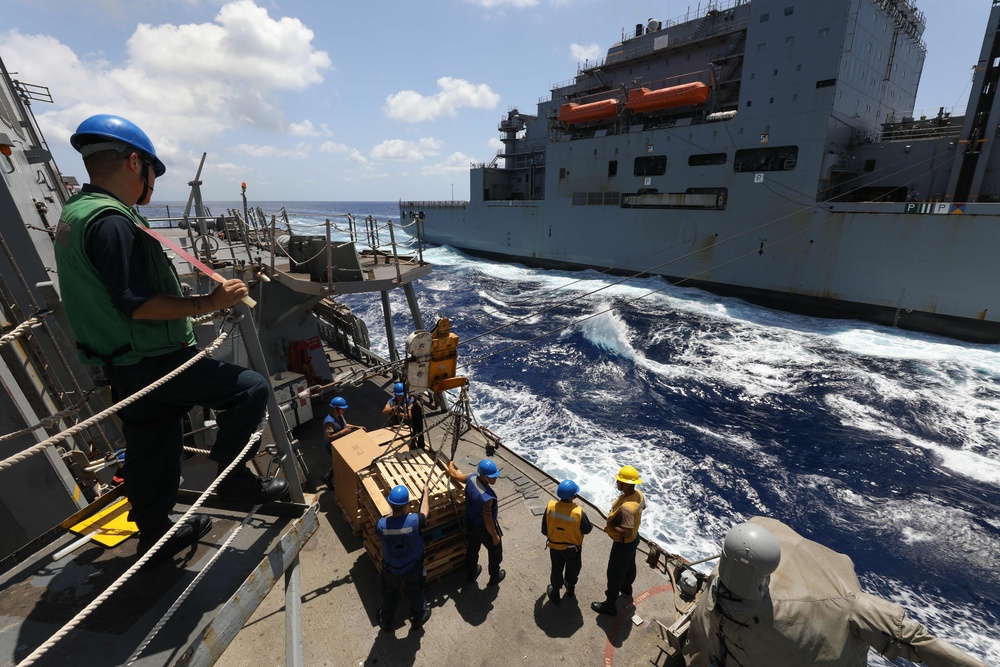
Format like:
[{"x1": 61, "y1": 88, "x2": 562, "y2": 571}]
[
  {"x1": 16, "y1": 424, "x2": 265, "y2": 667},
  {"x1": 0, "y1": 389, "x2": 95, "y2": 444},
  {"x1": 123, "y1": 503, "x2": 262, "y2": 666},
  {"x1": 0, "y1": 313, "x2": 44, "y2": 347},
  {"x1": 0, "y1": 328, "x2": 232, "y2": 473}
]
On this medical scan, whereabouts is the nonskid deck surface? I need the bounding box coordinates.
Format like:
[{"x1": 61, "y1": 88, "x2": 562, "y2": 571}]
[
  {"x1": 0, "y1": 494, "x2": 312, "y2": 667},
  {"x1": 217, "y1": 350, "x2": 685, "y2": 667}
]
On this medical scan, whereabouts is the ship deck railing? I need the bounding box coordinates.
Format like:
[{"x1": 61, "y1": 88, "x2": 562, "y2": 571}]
[{"x1": 154, "y1": 213, "x2": 431, "y2": 300}]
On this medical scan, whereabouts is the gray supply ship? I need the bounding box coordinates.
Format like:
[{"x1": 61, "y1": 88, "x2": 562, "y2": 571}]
[
  {"x1": 401, "y1": 0, "x2": 1000, "y2": 344},
  {"x1": 0, "y1": 16, "x2": 991, "y2": 667}
]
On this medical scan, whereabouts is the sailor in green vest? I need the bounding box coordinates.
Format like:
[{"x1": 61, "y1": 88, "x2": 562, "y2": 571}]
[
  {"x1": 54, "y1": 114, "x2": 287, "y2": 568},
  {"x1": 542, "y1": 479, "x2": 593, "y2": 605},
  {"x1": 592, "y1": 465, "x2": 646, "y2": 615}
]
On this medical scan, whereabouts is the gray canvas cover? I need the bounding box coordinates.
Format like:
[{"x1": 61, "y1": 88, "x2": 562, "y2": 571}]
[{"x1": 683, "y1": 517, "x2": 986, "y2": 667}]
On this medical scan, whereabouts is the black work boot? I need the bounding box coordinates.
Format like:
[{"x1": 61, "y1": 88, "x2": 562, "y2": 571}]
[
  {"x1": 547, "y1": 584, "x2": 561, "y2": 605},
  {"x1": 591, "y1": 600, "x2": 618, "y2": 615},
  {"x1": 216, "y1": 465, "x2": 289, "y2": 503},
  {"x1": 136, "y1": 515, "x2": 212, "y2": 568},
  {"x1": 411, "y1": 604, "x2": 431, "y2": 628}
]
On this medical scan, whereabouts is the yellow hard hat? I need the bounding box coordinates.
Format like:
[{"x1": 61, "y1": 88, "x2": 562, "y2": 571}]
[{"x1": 616, "y1": 465, "x2": 642, "y2": 485}]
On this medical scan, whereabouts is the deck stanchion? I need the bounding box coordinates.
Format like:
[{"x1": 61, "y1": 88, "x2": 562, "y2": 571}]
[
  {"x1": 285, "y1": 556, "x2": 304, "y2": 667},
  {"x1": 233, "y1": 302, "x2": 305, "y2": 503}
]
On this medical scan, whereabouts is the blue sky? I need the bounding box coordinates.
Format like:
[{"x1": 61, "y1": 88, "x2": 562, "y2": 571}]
[{"x1": 1, "y1": 0, "x2": 991, "y2": 202}]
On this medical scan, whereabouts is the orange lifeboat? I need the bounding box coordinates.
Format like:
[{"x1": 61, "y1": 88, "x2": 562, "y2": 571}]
[
  {"x1": 625, "y1": 82, "x2": 710, "y2": 113},
  {"x1": 558, "y1": 99, "x2": 620, "y2": 124}
]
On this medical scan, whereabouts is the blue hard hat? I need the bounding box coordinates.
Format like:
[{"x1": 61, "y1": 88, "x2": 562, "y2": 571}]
[
  {"x1": 393, "y1": 382, "x2": 405, "y2": 396},
  {"x1": 556, "y1": 479, "x2": 580, "y2": 501},
  {"x1": 71, "y1": 114, "x2": 166, "y2": 176},
  {"x1": 387, "y1": 485, "x2": 410, "y2": 506},
  {"x1": 329, "y1": 396, "x2": 348, "y2": 409},
  {"x1": 476, "y1": 459, "x2": 500, "y2": 479}
]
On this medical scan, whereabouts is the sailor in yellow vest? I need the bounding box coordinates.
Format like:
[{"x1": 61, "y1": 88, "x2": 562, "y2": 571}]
[
  {"x1": 541, "y1": 479, "x2": 593, "y2": 605},
  {"x1": 591, "y1": 465, "x2": 646, "y2": 615}
]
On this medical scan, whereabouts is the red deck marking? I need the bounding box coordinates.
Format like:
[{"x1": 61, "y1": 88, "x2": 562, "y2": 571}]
[{"x1": 603, "y1": 583, "x2": 674, "y2": 666}]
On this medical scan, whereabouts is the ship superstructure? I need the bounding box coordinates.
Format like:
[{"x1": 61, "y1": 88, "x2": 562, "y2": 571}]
[{"x1": 402, "y1": 0, "x2": 1000, "y2": 343}]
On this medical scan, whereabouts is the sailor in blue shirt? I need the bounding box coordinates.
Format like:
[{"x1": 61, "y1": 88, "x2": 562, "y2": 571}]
[
  {"x1": 320, "y1": 395, "x2": 364, "y2": 488},
  {"x1": 382, "y1": 382, "x2": 414, "y2": 427},
  {"x1": 447, "y1": 458, "x2": 506, "y2": 586},
  {"x1": 376, "y1": 483, "x2": 431, "y2": 632}
]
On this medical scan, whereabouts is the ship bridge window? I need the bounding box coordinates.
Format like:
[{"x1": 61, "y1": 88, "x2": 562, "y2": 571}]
[
  {"x1": 760, "y1": 13, "x2": 769, "y2": 22},
  {"x1": 733, "y1": 146, "x2": 798, "y2": 172},
  {"x1": 689, "y1": 152, "x2": 728, "y2": 166},
  {"x1": 608, "y1": 160, "x2": 618, "y2": 176},
  {"x1": 818, "y1": 28, "x2": 830, "y2": 38},
  {"x1": 572, "y1": 192, "x2": 586, "y2": 205},
  {"x1": 634, "y1": 155, "x2": 667, "y2": 176},
  {"x1": 816, "y1": 78, "x2": 837, "y2": 88},
  {"x1": 588, "y1": 192, "x2": 603, "y2": 205},
  {"x1": 784, "y1": 6, "x2": 794, "y2": 15}
]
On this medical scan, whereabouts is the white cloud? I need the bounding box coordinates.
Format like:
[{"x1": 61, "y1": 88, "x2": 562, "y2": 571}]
[
  {"x1": 570, "y1": 42, "x2": 601, "y2": 64},
  {"x1": 130, "y1": 0, "x2": 330, "y2": 91},
  {"x1": 385, "y1": 77, "x2": 499, "y2": 123},
  {"x1": 319, "y1": 141, "x2": 372, "y2": 167},
  {"x1": 371, "y1": 138, "x2": 444, "y2": 162},
  {"x1": 421, "y1": 151, "x2": 475, "y2": 176},
  {"x1": 0, "y1": 0, "x2": 332, "y2": 172},
  {"x1": 288, "y1": 120, "x2": 332, "y2": 137}
]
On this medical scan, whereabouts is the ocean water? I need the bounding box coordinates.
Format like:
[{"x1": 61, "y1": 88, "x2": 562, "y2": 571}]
[{"x1": 143, "y1": 200, "x2": 1000, "y2": 665}]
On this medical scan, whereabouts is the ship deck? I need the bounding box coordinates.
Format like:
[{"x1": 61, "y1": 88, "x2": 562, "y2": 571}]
[{"x1": 216, "y1": 348, "x2": 688, "y2": 667}]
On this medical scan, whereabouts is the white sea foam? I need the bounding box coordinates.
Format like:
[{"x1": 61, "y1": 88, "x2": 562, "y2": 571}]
[
  {"x1": 826, "y1": 394, "x2": 1000, "y2": 485},
  {"x1": 469, "y1": 379, "x2": 728, "y2": 563}
]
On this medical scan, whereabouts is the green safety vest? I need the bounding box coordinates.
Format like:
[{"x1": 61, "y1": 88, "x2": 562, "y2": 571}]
[{"x1": 54, "y1": 191, "x2": 196, "y2": 366}]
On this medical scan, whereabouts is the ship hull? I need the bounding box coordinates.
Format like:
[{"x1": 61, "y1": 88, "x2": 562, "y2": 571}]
[
  {"x1": 401, "y1": 0, "x2": 1000, "y2": 346},
  {"x1": 401, "y1": 200, "x2": 1000, "y2": 344}
]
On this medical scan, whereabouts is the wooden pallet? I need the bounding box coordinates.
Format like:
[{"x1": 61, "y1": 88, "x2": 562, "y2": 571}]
[{"x1": 359, "y1": 450, "x2": 467, "y2": 579}]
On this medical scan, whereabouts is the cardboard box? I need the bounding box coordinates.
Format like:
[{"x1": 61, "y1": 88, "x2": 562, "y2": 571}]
[{"x1": 331, "y1": 429, "x2": 388, "y2": 531}]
